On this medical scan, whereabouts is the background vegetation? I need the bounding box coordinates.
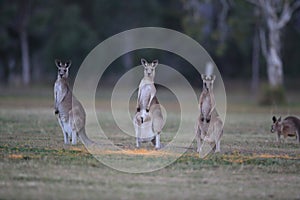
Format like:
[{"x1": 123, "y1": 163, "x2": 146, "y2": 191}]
[{"x1": 1, "y1": 0, "x2": 300, "y2": 96}]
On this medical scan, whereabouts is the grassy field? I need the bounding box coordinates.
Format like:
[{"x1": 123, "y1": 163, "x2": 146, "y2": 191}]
[{"x1": 0, "y1": 86, "x2": 299, "y2": 200}]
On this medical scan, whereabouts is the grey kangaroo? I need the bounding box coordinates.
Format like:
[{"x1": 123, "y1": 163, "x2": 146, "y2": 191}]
[
  {"x1": 54, "y1": 59, "x2": 94, "y2": 146},
  {"x1": 133, "y1": 59, "x2": 164, "y2": 149},
  {"x1": 271, "y1": 116, "x2": 300, "y2": 143},
  {"x1": 195, "y1": 74, "x2": 223, "y2": 154}
]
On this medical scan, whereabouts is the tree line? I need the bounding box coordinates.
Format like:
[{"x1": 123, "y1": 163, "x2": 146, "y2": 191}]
[{"x1": 0, "y1": 0, "x2": 299, "y2": 99}]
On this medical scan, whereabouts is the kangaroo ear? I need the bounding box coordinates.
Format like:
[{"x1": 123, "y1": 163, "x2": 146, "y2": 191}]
[
  {"x1": 211, "y1": 75, "x2": 216, "y2": 81},
  {"x1": 152, "y1": 60, "x2": 158, "y2": 68},
  {"x1": 66, "y1": 60, "x2": 72, "y2": 68},
  {"x1": 141, "y1": 58, "x2": 148, "y2": 67},
  {"x1": 278, "y1": 116, "x2": 281, "y2": 122},
  {"x1": 272, "y1": 116, "x2": 277, "y2": 123},
  {"x1": 55, "y1": 59, "x2": 62, "y2": 68}
]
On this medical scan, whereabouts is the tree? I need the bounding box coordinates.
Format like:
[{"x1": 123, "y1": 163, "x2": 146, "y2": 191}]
[
  {"x1": 248, "y1": 0, "x2": 300, "y2": 99},
  {"x1": 17, "y1": 0, "x2": 31, "y2": 85},
  {"x1": 251, "y1": 7, "x2": 261, "y2": 94}
]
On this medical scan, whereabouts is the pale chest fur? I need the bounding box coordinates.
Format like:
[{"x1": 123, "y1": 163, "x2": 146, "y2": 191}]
[
  {"x1": 139, "y1": 84, "x2": 156, "y2": 108},
  {"x1": 54, "y1": 79, "x2": 72, "y2": 122},
  {"x1": 139, "y1": 77, "x2": 154, "y2": 88},
  {"x1": 200, "y1": 93, "x2": 212, "y2": 116}
]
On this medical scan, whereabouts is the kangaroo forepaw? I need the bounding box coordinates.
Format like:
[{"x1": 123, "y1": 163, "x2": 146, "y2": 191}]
[{"x1": 206, "y1": 117, "x2": 211, "y2": 123}]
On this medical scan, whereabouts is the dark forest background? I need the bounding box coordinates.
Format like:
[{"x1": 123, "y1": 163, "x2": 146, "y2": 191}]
[{"x1": 0, "y1": 0, "x2": 299, "y2": 97}]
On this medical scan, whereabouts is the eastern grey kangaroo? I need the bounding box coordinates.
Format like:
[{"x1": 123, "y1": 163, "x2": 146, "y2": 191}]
[
  {"x1": 195, "y1": 74, "x2": 223, "y2": 154},
  {"x1": 133, "y1": 59, "x2": 164, "y2": 149},
  {"x1": 271, "y1": 116, "x2": 300, "y2": 143},
  {"x1": 54, "y1": 59, "x2": 94, "y2": 146}
]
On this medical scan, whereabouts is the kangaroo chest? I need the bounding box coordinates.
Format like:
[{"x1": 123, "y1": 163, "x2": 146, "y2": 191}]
[
  {"x1": 139, "y1": 84, "x2": 156, "y2": 108},
  {"x1": 55, "y1": 80, "x2": 72, "y2": 122},
  {"x1": 201, "y1": 93, "x2": 212, "y2": 116}
]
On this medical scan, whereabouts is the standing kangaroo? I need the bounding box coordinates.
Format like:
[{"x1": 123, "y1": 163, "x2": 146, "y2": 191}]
[
  {"x1": 271, "y1": 116, "x2": 300, "y2": 143},
  {"x1": 133, "y1": 59, "x2": 164, "y2": 149},
  {"x1": 54, "y1": 59, "x2": 94, "y2": 146},
  {"x1": 136, "y1": 58, "x2": 157, "y2": 113},
  {"x1": 195, "y1": 74, "x2": 223, "y2": 153},
  {"x1": 199, "y1": 74, "x2": 216, "y2": 123}
]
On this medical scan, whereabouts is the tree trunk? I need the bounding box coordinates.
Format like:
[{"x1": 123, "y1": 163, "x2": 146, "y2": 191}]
[
  {"x1": 16, "y1": 0, "x2": 31, "y2": 86},
  {"x1": 266, "y1": 19, "x2": 283, "y2": 88},
  {"x1": 251, "y1": 28, "x2": 260, "y2": 93},
  {"x1": 20, "y1": 29, "x2": 30, "y2": 85},
  {"x1": 218, "y1": 0, "x2": 229, "y2": 45},
  {"x1": 8, "y1": 56, "x2": 17, "y2": 84},
  {"x1": 266, "y1": 46, "x2": 283, "y2": 88},
  {"x1": 247, "y1": 1, "x2": 295, "y2": 88}
]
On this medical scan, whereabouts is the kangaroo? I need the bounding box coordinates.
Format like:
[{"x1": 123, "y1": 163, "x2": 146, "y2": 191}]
[
  {"x1": 195, "y1": 74, "x2": 223, "y2": 154},
  {"x1": 199, "y1": 74, "x2": 216, "y2": 123},
  {"x1": 133, "y1": 59, "x2": 164, "y2": 149},
  {"x1": 271, "y1": 116, "x2": 300, "y2": 143},
  {"x1": 136, "y1": 58, "x2": 157, "y2": 113},
  {"x1": 54, "y1": 59, "x2": 94, "y2": 146}
]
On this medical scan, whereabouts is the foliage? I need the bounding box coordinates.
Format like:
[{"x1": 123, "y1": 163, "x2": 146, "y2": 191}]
[
  {"x1": 259, "y1": 84, "x2": 286, "y2": 105},
  {"x1": 0, "y1": 0, "x2": 300, "y2": 86}
]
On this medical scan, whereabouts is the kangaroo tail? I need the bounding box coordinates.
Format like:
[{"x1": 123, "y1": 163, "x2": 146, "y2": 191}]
[{"x1": 78, "y1": 127, "x2": 96, "y2": 147}]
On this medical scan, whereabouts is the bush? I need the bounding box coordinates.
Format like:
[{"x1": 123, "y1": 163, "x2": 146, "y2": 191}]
[{"x1": 259, "y1": 84, "x2": 286, "y2": 105}]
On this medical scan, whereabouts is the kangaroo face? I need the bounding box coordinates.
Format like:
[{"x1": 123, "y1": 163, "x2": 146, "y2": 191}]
[
  {"x1": 141, "y1": 58, "x2": 158, "y2": 79},
  {"x1": 271, "y1": 116, "x2": 282, "y2": 133},
  {"x1": 55, "y1": 59, "x2": 72, "y2": 79},
  {"x1": 201, "y1": 74, "x2": 216, "y2": 92}
]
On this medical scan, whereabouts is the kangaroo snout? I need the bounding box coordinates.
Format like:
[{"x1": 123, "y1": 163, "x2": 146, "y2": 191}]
[{"x1": 270, "y1": 127, "x2": 275, "y2": 133}]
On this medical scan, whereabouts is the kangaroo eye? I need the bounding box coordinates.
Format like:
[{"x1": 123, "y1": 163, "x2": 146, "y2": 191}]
[{"x1": 64, "y1": 69, "x2": 67, "y2": 73}]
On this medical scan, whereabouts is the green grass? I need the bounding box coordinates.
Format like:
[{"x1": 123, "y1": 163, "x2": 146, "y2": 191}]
[{"x1": 0, "y1": 86, "x2": 300, "y2": 200}]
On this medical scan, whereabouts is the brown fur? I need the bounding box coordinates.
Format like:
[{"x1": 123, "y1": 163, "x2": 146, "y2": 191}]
[
  {"x1": 271, "y1": 116, "x2": 300, "y2": 143},
  {"x1": 198, "y1": 74, "x2": 216, "y2": 123},
  {"x1": 195, "y1": 74, "x2": 223, "y2": 153},
  {"x1": 134, "y1": 59, "x2": 163, "y2": 149},
  {"x1": 54, "y1": 59, "x2": 94, "y2": 146},
  {"x1": 136, "y1": 58, "x2": 158, "y2": 112}
]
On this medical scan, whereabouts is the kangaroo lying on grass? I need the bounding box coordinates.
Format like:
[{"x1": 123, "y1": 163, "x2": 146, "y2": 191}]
[
  {"x1": 195, "y1": 74, "x2": 223, "y2": 154},
  {"x1": 54, "y1": 59, "x2": 94, "y2": 146},
  {"x1": 271, "y1": 116, "x2": 300, "y2": 143},
  {"x1": 133, "y1": 59, "x2": 164, "y2": 149}
]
